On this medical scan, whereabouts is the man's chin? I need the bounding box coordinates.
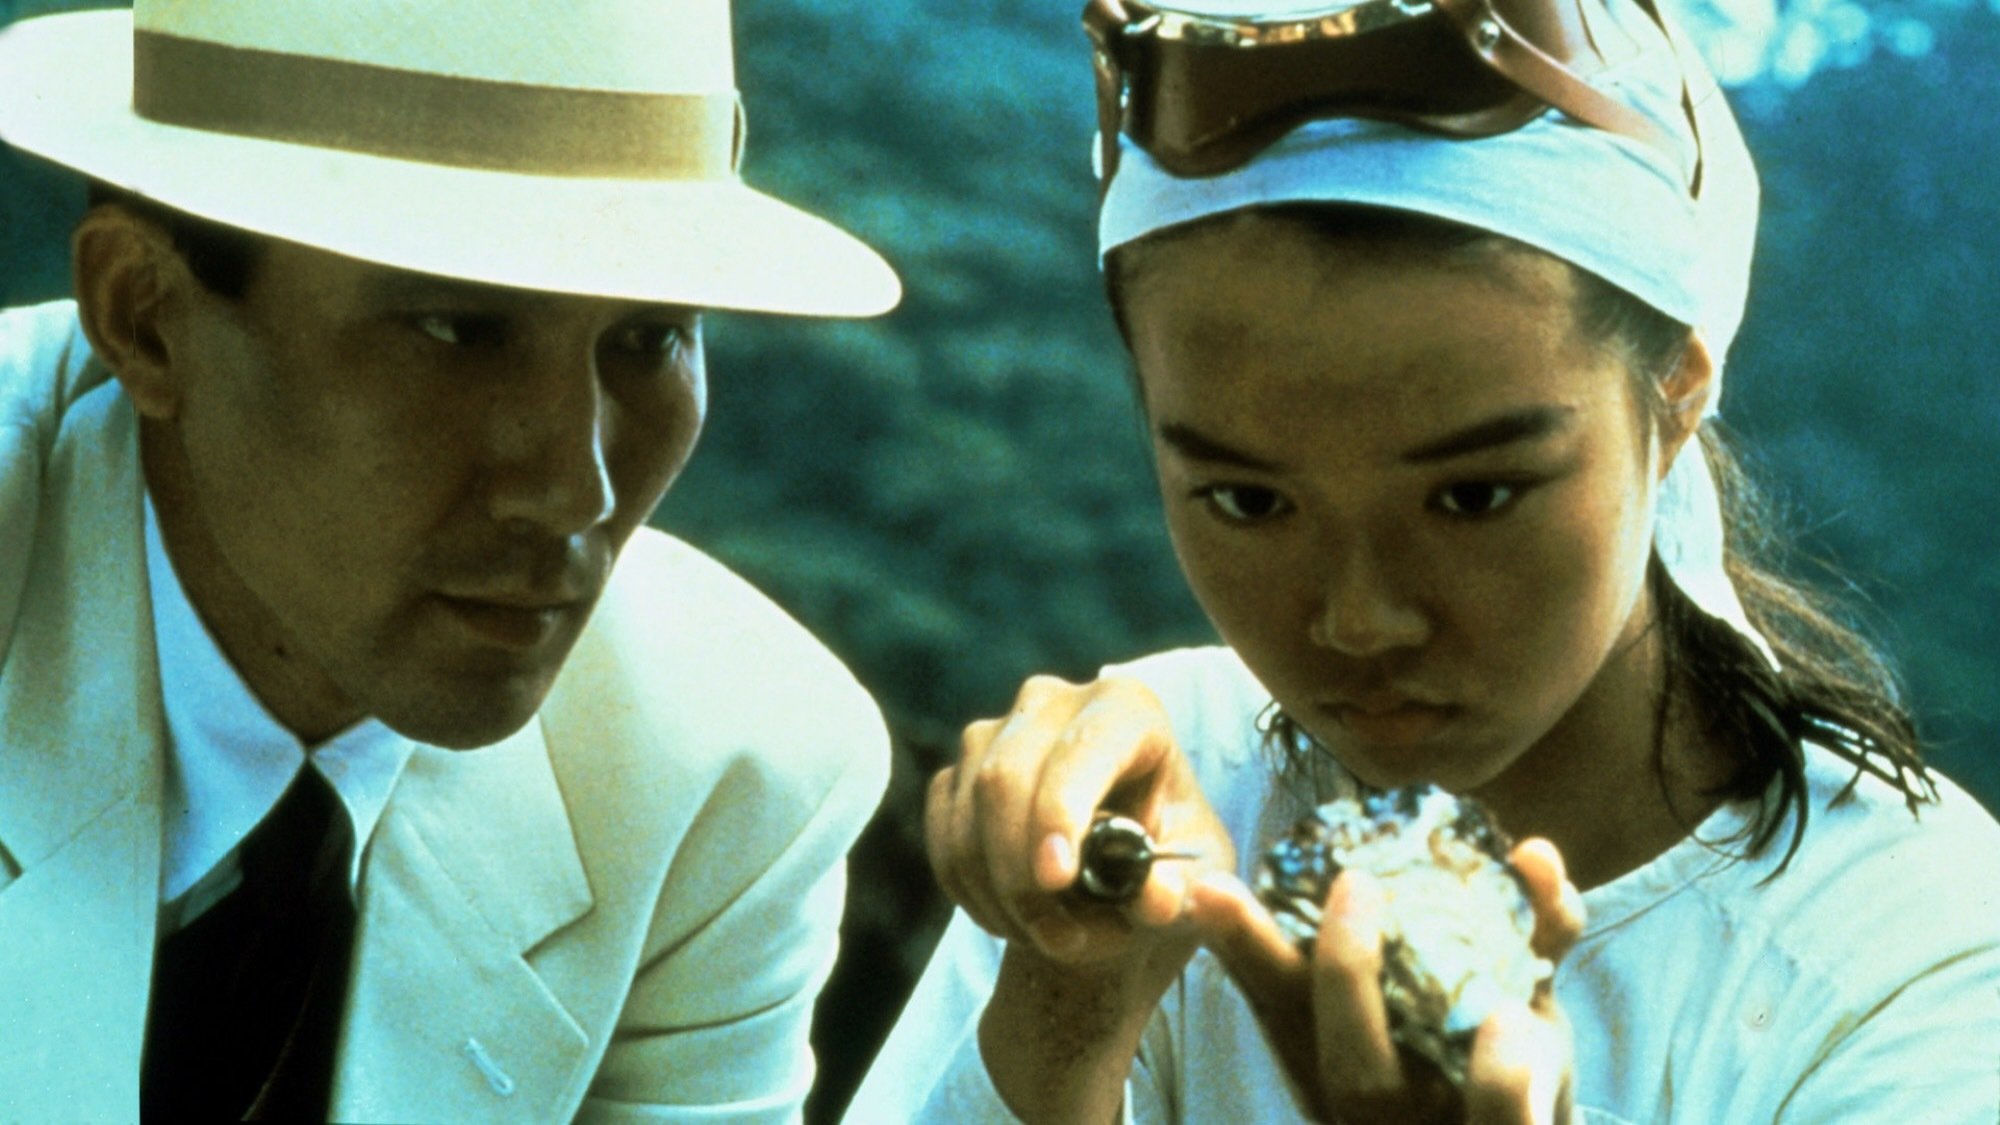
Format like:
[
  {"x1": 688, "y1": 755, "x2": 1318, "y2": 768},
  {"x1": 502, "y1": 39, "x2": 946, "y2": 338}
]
[{"x1": 371, "y1": 675, "x2": 557, "y2": 750}]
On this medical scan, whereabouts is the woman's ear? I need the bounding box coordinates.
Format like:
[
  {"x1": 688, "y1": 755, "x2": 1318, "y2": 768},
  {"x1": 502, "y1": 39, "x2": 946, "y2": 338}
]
[
  {"x1": 1654, "y1": 331, "x2": 1716, "y2": 480},
  {"x1": 71, "y1": 205, "x2": 191, "y2": 420}
]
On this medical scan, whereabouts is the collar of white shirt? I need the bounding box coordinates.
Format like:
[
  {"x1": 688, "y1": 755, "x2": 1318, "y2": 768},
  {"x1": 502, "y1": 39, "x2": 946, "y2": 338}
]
[{"x1": 145, "y1": 494, "x2": 414, "y2": 931}]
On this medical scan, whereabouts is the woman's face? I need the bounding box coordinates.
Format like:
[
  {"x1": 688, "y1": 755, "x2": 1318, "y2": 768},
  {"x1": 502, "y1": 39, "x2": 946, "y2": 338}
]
[{"x1": 1124, "y1": 214, "x2": 1689, "y2": 798}]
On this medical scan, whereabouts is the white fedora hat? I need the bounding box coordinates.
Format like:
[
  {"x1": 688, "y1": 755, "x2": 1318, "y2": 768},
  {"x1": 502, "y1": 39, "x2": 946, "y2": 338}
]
[{"x1": 0, "y1": 0, "x2": 900, "y2": 317}]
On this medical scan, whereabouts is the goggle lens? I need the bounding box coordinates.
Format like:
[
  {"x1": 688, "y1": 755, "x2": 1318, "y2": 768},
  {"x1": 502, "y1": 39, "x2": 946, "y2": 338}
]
[{"x1": 1087, "y1": 0, "x2": 1683, "y2": 184}]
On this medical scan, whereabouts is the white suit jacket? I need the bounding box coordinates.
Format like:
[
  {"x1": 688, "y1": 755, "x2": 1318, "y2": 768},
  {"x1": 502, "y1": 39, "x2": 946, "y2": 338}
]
[{"x1": 0, "y1": 301, "x2": 891, "y2": 1123}]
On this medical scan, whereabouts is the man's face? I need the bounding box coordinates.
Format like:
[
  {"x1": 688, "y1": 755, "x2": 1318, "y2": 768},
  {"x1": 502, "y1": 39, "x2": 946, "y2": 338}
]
[{"x1": 145, "y1": 237, "x2": 705, "y2": 748}]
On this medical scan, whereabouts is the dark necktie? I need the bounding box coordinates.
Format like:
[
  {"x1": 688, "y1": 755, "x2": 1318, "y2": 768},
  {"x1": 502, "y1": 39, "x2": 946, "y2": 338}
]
[{"x1": 141, "y1": 765, "x2": 357, "y2": 1121}]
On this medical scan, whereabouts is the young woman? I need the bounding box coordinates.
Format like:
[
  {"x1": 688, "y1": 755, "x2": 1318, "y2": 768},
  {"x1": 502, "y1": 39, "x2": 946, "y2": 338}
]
[{"x1": 851, "y1": 0, "x2": 2000, "y2": 1121}]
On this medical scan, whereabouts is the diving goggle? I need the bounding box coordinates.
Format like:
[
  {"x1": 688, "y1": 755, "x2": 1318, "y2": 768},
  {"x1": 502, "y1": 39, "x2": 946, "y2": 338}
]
[{"x1": 1085, "y1": 0, "x2": 1693, "y2": 184}]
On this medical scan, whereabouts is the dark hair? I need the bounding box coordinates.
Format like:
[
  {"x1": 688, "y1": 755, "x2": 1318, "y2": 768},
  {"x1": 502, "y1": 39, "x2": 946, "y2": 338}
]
[
  {"x1": 1106, "y1": 204, "x2": 1935, "y2": 870},
  {"x1": 84, "y1": 181, "x2": 265, "y2": 299}
]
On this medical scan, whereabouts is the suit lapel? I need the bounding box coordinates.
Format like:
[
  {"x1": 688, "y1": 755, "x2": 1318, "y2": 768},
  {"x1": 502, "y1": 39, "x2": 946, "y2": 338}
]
[
  {"x1": 0, "y1": 382, "x2": 165, "y2": 1121},
  {"x1": 332, "y1": 717, "x2": 597, "y2": 1123},
  {"x1": 0, "y1": 351, "x2": 602, "y2": 1119}
]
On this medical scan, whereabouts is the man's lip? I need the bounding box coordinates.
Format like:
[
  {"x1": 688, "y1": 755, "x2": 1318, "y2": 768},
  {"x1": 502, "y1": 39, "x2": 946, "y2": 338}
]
[
  {"x1": 439, "y1": 592, "x2": 584, "y2": 611},
  {"x1": 432, "y1": 594, "x2": 580, "y2": 649}
]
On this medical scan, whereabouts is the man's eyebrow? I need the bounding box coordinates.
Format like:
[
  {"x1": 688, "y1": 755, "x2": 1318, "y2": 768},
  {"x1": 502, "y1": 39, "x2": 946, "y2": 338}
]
[
  {"x1": 356, "y1": 271, "x2": 537, "y2": 308},
  {"x1": 1402, "y1": 405, "x2": 1577, "y2": 464},
  {"x1": 356, "y1": 272, "x2": 697, "y2": 321},
  {"x1": 1156, "y1": 422, "x2": 1287, "y2": 473}
]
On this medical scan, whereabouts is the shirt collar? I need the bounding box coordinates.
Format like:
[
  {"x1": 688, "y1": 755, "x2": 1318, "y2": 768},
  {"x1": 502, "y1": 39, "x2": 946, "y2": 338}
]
[{"x1": 145, "y1": 494, "x2": 414, "y2": 905}]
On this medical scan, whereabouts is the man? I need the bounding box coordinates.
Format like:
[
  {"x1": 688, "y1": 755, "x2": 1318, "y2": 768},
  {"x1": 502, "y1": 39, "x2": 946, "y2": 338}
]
[{"x1": 0, "y1": 1, "x2": 899, "y2": 1120}]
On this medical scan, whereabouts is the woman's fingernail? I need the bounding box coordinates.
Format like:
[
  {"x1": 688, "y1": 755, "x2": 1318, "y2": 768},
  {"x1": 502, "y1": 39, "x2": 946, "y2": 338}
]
[
  {"x1": 1039, "y1": 831, "x2": 1076, "y2": 888},
  {"x1": 1335, "y1": 873, "x2": 1385, "y2": 938},
  {"x1": 1562, "y1": 882, "x2": 1587, "y2": 927}
]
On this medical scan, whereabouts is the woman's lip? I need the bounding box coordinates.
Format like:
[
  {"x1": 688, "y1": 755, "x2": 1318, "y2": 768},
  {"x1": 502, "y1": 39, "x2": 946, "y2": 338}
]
[
  {"x1": 1318, "y1": 699, "x2": 1457, "y2": 747},
  {"x1": 434, "y1": 595, "x2": 570, "y2": 650}
]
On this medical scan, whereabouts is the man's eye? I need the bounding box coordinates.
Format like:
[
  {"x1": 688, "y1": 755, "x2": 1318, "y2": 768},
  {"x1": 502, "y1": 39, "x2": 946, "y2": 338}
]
[
  {"x1": 611, "y1": 322, "x2": 690, "y2": 357},
  {"x1": 1198, "y1": 484, "x2": 1291, "y2": 524},
  {"x1": 1435, "y1": 481, "x2": 1520, "y2": 517},
  {"x1": 415, "y1": 314, "x2": 507, "y2": 349}
]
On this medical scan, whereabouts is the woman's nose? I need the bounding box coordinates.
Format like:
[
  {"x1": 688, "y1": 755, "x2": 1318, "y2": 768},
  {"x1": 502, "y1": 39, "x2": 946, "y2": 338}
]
[{"x1": 1307, "y1": 543, "x2": 1429, "y2": 656}]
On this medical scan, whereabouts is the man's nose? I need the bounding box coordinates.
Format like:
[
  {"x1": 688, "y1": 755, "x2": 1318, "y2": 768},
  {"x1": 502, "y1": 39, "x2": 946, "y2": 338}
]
[
  {"x1": 484, "y1": 351, "x2": 616, "y2": 537},
  {"x1": 1307, "y1": 539, "x2": 1429, "y2": 657}
]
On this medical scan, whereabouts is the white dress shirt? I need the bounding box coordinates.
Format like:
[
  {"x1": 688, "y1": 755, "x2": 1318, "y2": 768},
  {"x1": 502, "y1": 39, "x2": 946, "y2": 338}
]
[{"x1": 145, "y1": 494, "x2": 414, "y2": 934}]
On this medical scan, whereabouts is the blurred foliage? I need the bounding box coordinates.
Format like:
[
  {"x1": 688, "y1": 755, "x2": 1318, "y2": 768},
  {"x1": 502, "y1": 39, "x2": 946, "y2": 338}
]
[
  {"x1": 671, "y1": 1, "x2": 1216, "y2": 761},
  {"x1": 2, "y1": 1, "x2": 1995, "y2": 1120}
]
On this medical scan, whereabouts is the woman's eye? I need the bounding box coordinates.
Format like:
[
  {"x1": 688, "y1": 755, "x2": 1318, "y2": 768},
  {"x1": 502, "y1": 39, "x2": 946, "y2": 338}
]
[
  {"x1": 1435, "y1": 481, "x2": 1520, "y2": 517},
  {"x1": 1201, "y1": 485, "x2": 1291, "y2": 524},
  {"x1": 415, "y1": 313, "x2": 507, "y2": 349}
]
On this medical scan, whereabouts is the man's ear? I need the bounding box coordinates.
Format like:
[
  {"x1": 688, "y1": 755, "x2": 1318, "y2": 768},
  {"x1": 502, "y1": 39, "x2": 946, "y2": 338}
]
[
  {"x1": 1654, "y1": 330, "x2": 1716, "y2": 481},
  {"x1": 71, "y1": 205, "x2": 193, "y2": 420}
]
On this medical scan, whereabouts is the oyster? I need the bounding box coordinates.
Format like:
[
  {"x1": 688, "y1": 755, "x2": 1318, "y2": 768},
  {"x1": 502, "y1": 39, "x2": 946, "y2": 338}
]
[{"x1": 1254, "y1": 786, "x2": 1551, "y2": 1086}]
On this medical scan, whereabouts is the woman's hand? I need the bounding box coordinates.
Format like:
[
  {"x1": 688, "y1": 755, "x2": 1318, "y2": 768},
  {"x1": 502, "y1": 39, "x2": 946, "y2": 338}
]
[
  {"x1": 925, "y1": 673, "x2": 1238, "y2": 1123},
  {"x1": 926, "y1": 673, "x2": 1238, "y2": 962},
  {"x1": 1191, "y1": 837, "x2": 1586, "y2": 1124}
]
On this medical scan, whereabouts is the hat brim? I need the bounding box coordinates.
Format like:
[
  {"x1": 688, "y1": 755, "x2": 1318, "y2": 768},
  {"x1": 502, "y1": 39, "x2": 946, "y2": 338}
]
[{"x1": 0, "y1": 11, "x2": 900, "y2": 317}]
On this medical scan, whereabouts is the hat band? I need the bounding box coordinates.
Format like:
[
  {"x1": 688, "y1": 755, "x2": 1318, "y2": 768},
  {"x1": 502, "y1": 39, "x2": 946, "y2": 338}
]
[{"x1": 132, "y1": 31, "x2": 740, "y2": 180}]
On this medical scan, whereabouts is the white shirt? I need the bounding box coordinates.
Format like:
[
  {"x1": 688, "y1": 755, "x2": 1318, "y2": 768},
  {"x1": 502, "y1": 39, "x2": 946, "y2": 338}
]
[
  {"x1": 849, "y1": 646, "x2": 2000, "y2": 1124},
  {"x1": 146, "y1": 494, "x2": 414, "y2": 934}
]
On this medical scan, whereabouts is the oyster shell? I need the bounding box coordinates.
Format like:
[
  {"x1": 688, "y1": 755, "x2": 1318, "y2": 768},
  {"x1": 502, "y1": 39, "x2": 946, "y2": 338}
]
[{"x1": 1253, "y1": 785, "x2": 1551, "y2": 1086}]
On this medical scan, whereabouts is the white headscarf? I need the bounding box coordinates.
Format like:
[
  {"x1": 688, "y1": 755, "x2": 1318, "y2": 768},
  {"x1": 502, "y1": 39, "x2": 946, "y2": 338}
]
[{"x1": 1097, "y1": 0, "x2": 1777, "y2": 667}]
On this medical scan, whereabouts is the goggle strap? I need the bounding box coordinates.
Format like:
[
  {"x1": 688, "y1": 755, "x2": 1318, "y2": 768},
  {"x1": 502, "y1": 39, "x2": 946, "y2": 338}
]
[
  {"x1": 1085, "y1": 0, "x2": 1132, "y2": 193},
  {"x1": 1631, "y1": 0, "x2": 1708, "y2": 194},
  {"x1": 1435, "y1": 0, "x2": 1679, "y2": 165}
]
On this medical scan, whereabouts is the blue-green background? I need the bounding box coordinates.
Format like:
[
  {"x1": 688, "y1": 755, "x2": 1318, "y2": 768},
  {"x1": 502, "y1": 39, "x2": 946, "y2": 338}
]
[{"x1": 4, "y1": 1, "x2": 1995, "y2": 1118}]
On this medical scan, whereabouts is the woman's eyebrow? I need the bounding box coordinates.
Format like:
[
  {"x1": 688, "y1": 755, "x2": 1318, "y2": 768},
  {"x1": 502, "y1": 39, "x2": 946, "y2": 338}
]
[
  {"x1": 1156, "y1": 422, "x2": 1287, "y2": 472},
  {"x1": 1401, "y1": 405, "x2": 1577, "y2": 464}
]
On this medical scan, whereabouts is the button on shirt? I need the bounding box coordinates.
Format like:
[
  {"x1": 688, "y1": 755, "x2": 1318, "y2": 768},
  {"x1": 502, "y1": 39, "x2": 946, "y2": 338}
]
[{"x1": 146, "y1": 496, "x2": 414, "y2": 934}]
